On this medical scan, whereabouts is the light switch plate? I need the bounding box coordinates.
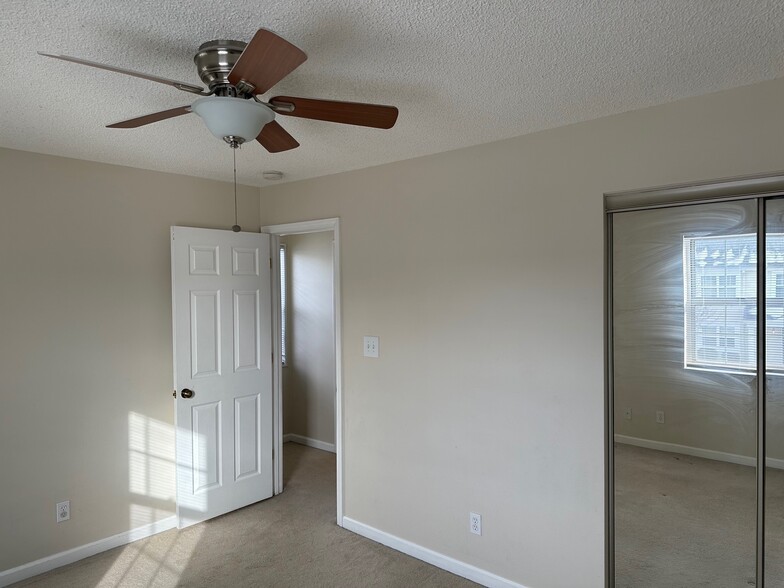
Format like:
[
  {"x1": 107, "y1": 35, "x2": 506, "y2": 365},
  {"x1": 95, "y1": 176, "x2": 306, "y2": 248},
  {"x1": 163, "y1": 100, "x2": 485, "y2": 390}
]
[{"x1": 364, "y1": 336, "x2": 379, "y2": 358}]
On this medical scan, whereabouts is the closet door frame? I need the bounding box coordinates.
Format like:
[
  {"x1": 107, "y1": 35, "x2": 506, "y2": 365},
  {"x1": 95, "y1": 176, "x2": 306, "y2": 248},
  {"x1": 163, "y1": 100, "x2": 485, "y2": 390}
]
[{"x1": 604, "y1": 171, "x2": 784, "y2": 588}]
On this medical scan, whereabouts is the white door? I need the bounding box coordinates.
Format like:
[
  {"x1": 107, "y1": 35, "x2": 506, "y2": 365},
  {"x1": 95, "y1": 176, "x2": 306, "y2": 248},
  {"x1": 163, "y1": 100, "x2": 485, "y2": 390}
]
[{"x1": 171, "y1": 227, "x2": 273, "y2": 527}]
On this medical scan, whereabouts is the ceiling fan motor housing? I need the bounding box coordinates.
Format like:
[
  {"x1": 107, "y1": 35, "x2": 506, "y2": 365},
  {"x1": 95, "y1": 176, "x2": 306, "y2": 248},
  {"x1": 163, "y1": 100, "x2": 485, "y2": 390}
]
[{"x1": 193, "y1": 40, "x2": 248, "y2": 94}]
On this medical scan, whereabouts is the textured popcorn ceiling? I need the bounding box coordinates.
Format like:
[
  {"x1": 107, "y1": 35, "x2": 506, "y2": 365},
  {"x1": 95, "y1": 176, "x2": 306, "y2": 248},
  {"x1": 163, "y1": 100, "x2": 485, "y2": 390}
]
[{"x1": 2, "y1": 1, "x2": 783, "y2": 186}]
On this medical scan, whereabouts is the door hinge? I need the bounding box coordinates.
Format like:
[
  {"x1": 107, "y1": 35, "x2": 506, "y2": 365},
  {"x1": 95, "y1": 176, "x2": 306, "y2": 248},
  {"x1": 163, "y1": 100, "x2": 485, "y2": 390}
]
[
  {"x1": 172, "y1": 390, "x2": 176, "y2": 398},
  {"x1": 269, "y1": 257, "x2": 272, "y2": 269}
]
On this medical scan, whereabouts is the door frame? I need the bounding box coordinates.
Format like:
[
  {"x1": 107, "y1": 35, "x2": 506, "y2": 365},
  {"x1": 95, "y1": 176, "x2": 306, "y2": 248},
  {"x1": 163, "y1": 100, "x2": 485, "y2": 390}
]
[
  {"x1": 604, "y1": 171, "x2": 784, "y2": 588},
  {"x1": 262, "y1": 217, "x2": 344, "y2": 525}
]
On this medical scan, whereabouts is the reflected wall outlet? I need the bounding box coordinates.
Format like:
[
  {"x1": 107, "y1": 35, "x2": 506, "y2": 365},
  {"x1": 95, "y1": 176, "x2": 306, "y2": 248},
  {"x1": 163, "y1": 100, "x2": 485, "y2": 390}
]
[
  {"x1": 656, "y1": 410, "x2": 665, "y2": 424},
  {"x1": 470, "y1": 512, "x2": 482, "y2": 536},
  {"x1": 56, "y1": 500, "x2": 70, "y2": 523},
  {"x1": 624, "y1": 408, "x2": 632, "y2": 420},
  {"x1": 363, "y1": 336, "x2": 379, "y2": 358}
]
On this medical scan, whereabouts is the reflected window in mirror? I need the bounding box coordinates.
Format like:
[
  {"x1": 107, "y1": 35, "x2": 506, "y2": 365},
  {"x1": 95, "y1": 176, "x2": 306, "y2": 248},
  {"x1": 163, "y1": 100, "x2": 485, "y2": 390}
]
[{"x1": 683, "y1": 233, "x2": 784, "y2": 375}]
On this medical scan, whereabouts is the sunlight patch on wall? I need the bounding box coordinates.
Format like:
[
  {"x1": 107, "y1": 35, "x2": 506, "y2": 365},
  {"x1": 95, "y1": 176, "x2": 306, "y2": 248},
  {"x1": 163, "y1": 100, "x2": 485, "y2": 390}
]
[{"x1": 129, "y1": 412, "x2": 176, "y2": 528}]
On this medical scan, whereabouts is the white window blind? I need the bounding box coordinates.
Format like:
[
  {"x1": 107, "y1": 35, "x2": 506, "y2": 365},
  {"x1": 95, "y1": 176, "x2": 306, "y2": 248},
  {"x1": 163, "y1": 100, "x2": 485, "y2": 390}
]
[
  {"x1": 683, "y1": 233, "x2": 784, "y2": 374},
  {"x1": 279, "y1": 244, "x2": 287, "y2": 366}
]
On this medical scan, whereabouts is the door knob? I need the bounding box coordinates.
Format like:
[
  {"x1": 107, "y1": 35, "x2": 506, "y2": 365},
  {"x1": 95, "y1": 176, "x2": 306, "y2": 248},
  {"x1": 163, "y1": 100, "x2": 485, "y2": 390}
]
[{"x1": 181, "y1": 388, "x2": 194, "y2": 399}]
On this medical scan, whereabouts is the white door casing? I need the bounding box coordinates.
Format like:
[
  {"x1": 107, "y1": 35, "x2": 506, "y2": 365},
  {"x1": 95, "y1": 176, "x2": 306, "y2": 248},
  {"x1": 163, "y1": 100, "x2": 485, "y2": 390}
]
[{"x1": 171, "y1": 227, "x2": 273, "y2": 528}]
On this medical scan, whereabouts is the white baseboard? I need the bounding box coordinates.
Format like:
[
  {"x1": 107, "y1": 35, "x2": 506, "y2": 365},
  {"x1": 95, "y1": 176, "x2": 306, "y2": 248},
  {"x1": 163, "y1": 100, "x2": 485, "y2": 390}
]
[
  {"x1": 284, "y1": 433, "x2": 336, "y2": 453},
  {"x1": 615, "y1": 434, "x2": 784, "y2": 470},
  {"x1": 341, "y1": 516, "x2": 528, "y2": 588},
  {"x1": 0, "y1": 515, "x2": 177, "y2": 587}
]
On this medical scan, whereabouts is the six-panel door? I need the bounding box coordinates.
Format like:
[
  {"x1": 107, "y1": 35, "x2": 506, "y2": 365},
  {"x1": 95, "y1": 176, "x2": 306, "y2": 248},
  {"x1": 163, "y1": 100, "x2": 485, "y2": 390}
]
[{"x1": 171, "y1": 227, "x2": 273, "y2": 527}]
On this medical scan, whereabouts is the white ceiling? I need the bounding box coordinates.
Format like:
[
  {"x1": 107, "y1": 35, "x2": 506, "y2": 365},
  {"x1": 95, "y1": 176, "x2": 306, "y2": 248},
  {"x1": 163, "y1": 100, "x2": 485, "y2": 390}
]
[{"x1": 2, "y1": 1, "x2": 783, "y2": 187}]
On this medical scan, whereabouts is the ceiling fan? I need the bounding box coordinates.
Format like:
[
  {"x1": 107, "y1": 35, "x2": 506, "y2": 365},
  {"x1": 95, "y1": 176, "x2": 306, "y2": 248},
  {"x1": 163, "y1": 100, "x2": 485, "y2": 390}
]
[{"x1": 39, "y1": 29, "x2": 399, "y2": 153}]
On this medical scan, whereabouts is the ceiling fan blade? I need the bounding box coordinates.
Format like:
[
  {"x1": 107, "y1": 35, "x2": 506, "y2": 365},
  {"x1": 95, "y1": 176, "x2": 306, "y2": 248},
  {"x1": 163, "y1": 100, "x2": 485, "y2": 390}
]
[
  {"x1": 38, "y1": 52, "x2": 207, "y2": 95},
  {"x1": 228, "y1": 30, "x2": 306, "y2": 95},
  {"x1": 256, "y1": 121, "x2": 299, "y2": 153},
  {"x1": 106, "y1": 106, "x2": 192, "y2": 129},
  {"x1": 269, "y1": 96, "x2": 398, "y2": 129}
]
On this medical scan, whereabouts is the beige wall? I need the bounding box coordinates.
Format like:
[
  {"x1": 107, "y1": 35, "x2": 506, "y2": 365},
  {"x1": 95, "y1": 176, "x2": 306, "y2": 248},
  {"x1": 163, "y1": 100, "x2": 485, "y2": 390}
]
[
  {"x1": 259, "y1": 78, "x2": 784, "y2": 588},
  {"x1": 281, "y1": 232, "x2": 335, "y2": 445},
  {"x1": 0, "y1": 148, "x2": 259, "y2": 571}
]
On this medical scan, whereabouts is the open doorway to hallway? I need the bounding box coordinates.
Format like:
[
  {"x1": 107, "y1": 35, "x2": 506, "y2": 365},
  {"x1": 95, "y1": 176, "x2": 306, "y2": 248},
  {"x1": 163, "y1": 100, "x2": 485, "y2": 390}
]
[
  {"x1": 279, "y1": 230, "x2": 336, "y2": 457},
  {"x1": 264, "y1": 217, "x2": 343, "y2": 523}
]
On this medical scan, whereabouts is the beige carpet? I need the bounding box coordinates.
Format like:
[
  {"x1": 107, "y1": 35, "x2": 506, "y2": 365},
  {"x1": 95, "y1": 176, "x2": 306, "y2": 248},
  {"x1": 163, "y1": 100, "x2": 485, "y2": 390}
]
[
  {"x1": 14, "y1": 443, "x2": 476, "y2": 588},
  {"x1": 615, "y1": 443, "x2": 784, "y2": 588}
]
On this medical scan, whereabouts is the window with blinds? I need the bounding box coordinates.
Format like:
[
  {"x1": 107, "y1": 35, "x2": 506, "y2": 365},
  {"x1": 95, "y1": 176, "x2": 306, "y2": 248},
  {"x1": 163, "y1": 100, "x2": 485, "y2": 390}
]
[
  {"x1": 683, "y1": 233, "x2": 784, "y2": 374},
  {"x1": 280, "y1": 243, "x2": 288, "y2": 366}
]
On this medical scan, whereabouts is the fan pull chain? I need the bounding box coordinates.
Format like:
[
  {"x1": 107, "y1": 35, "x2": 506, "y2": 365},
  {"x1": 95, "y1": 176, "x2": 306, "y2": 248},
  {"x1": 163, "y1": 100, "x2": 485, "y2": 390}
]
[{"x1": 231, "y1": 146, "x2": 241, "y2": 232}]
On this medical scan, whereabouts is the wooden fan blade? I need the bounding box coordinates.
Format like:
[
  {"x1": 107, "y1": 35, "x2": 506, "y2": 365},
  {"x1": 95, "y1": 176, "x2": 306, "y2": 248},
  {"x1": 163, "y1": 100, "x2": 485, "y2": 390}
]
[
  {"x1": 228, "y1": 30, "x2": 306, "y2": 95},
  {"x1": 270, "y1": 96, "x2": 398, "y2": 129},
  {"x1": 256, "y1": 121, "x2": 299, "y2": 153},
  {"x1": 38, "y1": 52, "x2": 207, "y2": 95},
  {"x1": 107, "y1": 106, "x2": 192, "y2": 129}
]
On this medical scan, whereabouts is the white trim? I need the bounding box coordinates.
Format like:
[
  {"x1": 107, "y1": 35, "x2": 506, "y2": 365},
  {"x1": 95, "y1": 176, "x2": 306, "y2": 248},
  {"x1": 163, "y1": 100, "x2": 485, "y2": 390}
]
[
  {"x1": 0, "y1": 516, "x2": 176, "y2": 587},
  {"x1": 341, "y1": 517, "x2": 528, "y2": 588},
  {"x1": 263, "y1": 218, "x2": 339, "y2": 236},
  {"x1": 269, "y1": 234, "x2": 284, "y2": 495},
  {"x1": 333, "y1": 220, "x2": 343, "y2": 527},
  {"x1": 262, "y1": 217, "x2": 344, "y2": 526},
  {"x1": 615, "y1": 434, "x2": 784, "y2": 470},
  {"x1": 284, "y1": 433, "x2": 336, "y2": 453}
]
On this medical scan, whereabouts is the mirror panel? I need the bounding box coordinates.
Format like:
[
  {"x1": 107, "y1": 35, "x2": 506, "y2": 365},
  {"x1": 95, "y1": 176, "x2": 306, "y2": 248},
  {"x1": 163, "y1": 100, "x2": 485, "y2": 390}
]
[
  {"x1": 613, "y1": 200, "x2": 757, "y2": 587},
  {"x1": 766, "y1": 198, "x2": 784, "y2": 585}
]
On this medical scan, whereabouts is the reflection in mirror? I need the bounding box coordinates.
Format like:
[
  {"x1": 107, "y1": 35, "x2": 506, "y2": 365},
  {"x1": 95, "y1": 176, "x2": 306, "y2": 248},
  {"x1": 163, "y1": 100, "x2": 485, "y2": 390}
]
[
  {"x1": 766, "y1": 198, "x2": 784, "y2": 584},
  {"x1": 613, "y1": 201, "x2": 757, "y2": 587}
]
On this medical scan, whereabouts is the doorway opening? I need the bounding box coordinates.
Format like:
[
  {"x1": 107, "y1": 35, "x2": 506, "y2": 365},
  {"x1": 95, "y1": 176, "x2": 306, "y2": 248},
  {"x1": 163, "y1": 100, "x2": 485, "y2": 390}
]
[{"x1": 263, "y1": 218, "x2": 343, "y2": 525}]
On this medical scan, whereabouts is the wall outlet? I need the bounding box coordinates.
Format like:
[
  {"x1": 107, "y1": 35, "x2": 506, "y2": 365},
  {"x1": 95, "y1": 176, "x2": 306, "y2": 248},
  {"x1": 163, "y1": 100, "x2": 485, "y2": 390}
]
[
  {"x1": 56, "y1": 500, "x2": 70, "y2": 523},
  {"x1": 624, "y1": 408, "x2": 632, "y2": 420},
  {"x1": 470, "y1": 512, "x2": 482, "y2": 536},
  {"x1": 656, "y1": 410, "x2": 665, "y2": 424},
  {"x1": 363, "y1": 336, "x2": 379, "y2": 358}
]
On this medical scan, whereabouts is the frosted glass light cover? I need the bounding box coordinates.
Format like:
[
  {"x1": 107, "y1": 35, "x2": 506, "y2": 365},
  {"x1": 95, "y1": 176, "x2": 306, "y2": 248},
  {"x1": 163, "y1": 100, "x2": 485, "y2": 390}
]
[{"x1": 191, "y1": 97, "x2": 275, "y2": 142}]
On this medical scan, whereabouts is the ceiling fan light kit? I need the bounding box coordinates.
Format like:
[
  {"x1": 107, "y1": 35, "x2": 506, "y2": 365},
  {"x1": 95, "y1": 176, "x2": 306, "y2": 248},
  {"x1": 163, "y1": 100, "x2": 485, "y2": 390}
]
[
  {"x1": 39, "y1": 28, "x2": 399, "y2": 154},
  {"x1": 191, "y1": 96, "x2": 275, "y2": 146}
]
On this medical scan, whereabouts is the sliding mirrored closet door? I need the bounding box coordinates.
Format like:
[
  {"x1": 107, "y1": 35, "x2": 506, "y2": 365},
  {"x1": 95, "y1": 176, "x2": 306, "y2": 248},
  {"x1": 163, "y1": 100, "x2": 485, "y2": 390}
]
[
  {"x1": 766, "y1": 198, "x2": 784, "y2": 586},
  {"x1": 612, "y1": 200, "x2": 758, "y2": 587}
]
